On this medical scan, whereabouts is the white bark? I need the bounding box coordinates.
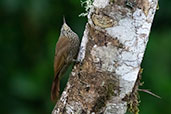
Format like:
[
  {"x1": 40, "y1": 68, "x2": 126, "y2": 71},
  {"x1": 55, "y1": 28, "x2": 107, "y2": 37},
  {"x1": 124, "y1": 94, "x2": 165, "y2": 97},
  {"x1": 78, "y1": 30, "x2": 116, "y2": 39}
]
[{"x1": 52, "y1": 0, "x2": 158, "y2": 113}]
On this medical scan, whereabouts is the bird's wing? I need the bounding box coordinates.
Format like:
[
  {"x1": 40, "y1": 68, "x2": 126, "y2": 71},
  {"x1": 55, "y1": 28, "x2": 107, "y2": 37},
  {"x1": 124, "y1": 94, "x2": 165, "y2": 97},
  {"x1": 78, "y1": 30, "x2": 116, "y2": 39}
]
[
  {"x1": 51, "y1": 36, "x2": 71, "y2": 101},
  {"x1": 54, "y1": 36, "x2": 71, "y2": 77}
]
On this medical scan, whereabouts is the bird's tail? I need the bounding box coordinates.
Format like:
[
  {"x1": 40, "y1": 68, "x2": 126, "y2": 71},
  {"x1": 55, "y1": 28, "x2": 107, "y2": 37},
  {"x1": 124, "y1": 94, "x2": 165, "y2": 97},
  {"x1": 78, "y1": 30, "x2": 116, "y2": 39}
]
[{"x1": 51, "y1": 75, "x2": 60, "y2": 101}]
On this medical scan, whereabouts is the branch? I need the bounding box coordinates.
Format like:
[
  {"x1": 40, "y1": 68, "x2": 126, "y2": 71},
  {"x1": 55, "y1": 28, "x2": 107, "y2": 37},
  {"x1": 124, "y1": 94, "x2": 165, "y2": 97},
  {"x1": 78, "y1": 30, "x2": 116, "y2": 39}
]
[{"x1": 52, "y1": 0, "x2": 158, "y2": 113}]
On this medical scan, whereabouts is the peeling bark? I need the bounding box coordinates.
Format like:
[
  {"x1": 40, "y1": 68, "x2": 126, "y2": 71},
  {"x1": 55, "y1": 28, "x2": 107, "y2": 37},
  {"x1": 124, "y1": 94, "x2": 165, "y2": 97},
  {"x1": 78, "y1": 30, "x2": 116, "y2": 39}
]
[{"x1": 52, "y1": 0, "x2": 158, "y2": 113}]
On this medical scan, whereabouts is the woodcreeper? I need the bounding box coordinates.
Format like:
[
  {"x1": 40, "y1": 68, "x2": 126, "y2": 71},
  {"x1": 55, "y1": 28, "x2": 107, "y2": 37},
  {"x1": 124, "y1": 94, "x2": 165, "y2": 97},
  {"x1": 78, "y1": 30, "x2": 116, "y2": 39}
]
[{"x1": 51, "y1": 18, "x2": 80, "y2": 101}]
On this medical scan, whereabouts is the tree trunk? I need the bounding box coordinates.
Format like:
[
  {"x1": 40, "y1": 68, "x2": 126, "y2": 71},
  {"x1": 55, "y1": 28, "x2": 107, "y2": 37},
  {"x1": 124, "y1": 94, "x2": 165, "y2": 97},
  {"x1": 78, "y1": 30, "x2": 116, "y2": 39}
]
[{"x1": 52, "y1": 0, "x2": 158, "y2": 113}]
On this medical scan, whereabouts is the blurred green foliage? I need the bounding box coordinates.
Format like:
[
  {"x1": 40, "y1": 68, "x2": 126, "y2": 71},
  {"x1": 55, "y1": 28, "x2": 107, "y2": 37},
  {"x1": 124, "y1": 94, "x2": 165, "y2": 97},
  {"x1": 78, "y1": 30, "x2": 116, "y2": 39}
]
[{"x1": 0, "y1": 0, "x2": 170, "y2": 114}]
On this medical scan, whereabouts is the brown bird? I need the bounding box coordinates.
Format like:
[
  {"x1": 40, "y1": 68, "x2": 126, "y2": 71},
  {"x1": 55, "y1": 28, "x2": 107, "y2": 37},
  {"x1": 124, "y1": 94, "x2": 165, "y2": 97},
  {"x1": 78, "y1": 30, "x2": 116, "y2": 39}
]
[{"x1": 51, "y1": 18, "x2": 80, "y2": 101}]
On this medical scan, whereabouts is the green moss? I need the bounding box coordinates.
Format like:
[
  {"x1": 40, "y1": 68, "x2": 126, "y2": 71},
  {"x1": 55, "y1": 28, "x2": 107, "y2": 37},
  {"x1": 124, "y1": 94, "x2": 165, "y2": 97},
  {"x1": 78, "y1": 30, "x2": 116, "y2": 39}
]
[
  {"x1": 157, "y1": 2, "x2": 159, "y2": 10},
  {"x1": 92, "y1": 79, "x2": 118, "y2": 112},
  {"x1": 93, "y1": 96, "x2": 106, "y2": 112},
  {"x1": 107, "y1": 82, "x2": 116, "y2": 98},
  {"x1": 110, "y1": 0, "x2": 115, "y2": 4},
  {"x1": 127, "y1": 94, "x2": 140, "y2": 114}
]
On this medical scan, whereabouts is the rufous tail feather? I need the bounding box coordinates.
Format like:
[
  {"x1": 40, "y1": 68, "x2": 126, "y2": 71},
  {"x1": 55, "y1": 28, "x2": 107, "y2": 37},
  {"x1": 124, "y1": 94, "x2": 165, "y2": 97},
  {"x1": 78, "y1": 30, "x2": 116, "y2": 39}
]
[{"x1": 51, "y1": 75, "x2": 60, "y2": 101}]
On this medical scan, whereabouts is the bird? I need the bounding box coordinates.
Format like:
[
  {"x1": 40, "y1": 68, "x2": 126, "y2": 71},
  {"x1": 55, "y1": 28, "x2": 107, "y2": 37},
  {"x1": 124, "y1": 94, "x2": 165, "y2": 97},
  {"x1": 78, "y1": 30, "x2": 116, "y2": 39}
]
[{"x1": 51, "y1": 18, "x2": 80, "y2": 101}]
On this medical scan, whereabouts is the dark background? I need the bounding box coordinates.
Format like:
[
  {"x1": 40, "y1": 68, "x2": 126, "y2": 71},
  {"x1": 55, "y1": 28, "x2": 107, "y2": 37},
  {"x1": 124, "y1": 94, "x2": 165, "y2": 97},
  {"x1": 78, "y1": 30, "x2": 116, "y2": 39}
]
[{"x1": 0, "y1": 0, "x2": 170, "y2": 114}]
